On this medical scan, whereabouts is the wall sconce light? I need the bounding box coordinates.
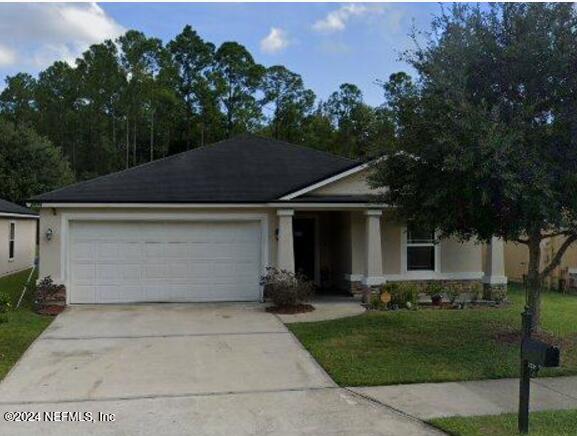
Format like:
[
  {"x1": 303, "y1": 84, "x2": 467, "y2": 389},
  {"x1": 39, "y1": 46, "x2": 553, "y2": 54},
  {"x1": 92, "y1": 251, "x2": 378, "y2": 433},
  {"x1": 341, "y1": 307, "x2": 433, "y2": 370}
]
[
  {"x1": 45, "y1": 228, "x2": 53, "y2": 241},
  {"x1": 275, "y1": 228, "x2": 279, "y2": 241}
]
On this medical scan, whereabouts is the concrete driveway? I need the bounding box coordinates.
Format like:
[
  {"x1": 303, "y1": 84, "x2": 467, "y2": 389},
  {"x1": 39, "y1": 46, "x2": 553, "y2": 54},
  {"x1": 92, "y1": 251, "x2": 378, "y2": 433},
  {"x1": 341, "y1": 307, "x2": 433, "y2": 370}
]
[{"x1": 0, "y1": 304, "x2": 439, "y2": 435}]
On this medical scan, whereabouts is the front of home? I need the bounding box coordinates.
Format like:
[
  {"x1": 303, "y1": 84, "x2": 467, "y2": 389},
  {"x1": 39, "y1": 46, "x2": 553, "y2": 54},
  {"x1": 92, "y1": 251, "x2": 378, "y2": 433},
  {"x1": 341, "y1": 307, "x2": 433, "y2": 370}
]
[
  {"x1": 0, "y1": 199, "x2": 37, "y2": 277},
  {"x1": 32, "y1": 135, "x2": 507, "y2": 304}
]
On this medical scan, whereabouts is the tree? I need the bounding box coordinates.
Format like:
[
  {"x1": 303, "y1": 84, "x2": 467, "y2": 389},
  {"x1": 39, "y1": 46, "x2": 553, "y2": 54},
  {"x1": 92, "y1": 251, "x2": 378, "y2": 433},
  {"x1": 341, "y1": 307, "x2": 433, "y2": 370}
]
[
  {"x1": 213, "y1": 42, "x2": 265, "y2": 135},
  {"x1": 371, "y1": 3, "x2": 577, "y2": 327},
  {"x1": 167, "y1": 25, "x2": 220, "y2": 149},
  {"x1": 325, "y1": 83, "x2": 394, "y2": 158},
  {"x1": 0, "y1": 119, "x2": 74, "y2": 202},
  {"x1": 0, "y1": 73, "x2": 38, "y2": 127},
  {"x1": 261, "y1": 66, "x2": 315, "y2": 142}
]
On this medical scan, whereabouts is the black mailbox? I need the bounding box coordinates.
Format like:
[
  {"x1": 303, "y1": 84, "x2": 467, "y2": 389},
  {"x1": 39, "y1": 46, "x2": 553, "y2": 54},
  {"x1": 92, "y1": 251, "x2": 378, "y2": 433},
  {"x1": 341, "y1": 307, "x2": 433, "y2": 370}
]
[{"x1": 522, "y1": 338, "x2": 560, "y2": 368}]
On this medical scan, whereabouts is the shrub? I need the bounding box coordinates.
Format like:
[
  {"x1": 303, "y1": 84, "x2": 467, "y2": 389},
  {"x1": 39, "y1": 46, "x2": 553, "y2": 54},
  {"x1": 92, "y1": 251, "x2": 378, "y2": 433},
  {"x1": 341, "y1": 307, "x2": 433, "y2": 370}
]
[
  {"x1": 370, "y1": 283, "x2": 419, "y2": 310},
  {"x1": 0, "y1": 292, "x2": 11, "y2": 313},
  {"x1": 36, "y1": 276, "x2": 66, "y2": 305},
  {"x1": 426, "y1": 282, "x2": 445, "y2": 298},
  {"x1": 260, "y1": 267, "x2": 314, "y2": 308}
]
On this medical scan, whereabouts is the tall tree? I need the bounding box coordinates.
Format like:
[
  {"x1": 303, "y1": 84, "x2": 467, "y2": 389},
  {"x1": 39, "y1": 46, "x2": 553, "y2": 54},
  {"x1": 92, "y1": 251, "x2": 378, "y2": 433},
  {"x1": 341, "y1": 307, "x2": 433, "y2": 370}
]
[
  {"x1": 261, "y1": 66, "x2": 315, "y2": 142},
  {"x1": 167, "y1": 25, "x2": 220, "y2": 149},
  {"x1": 0, "y1": 73, "x2": 38, "y2": 127},
  {"x1": 213, "y1": 42, "x2": 265, "y2": 135},
  {"x1": 371, "y1": 3, "x2": 577, "y2": 327},
  {"x1": 0, "y1": 119, "x2": 74, "y2": 202}
]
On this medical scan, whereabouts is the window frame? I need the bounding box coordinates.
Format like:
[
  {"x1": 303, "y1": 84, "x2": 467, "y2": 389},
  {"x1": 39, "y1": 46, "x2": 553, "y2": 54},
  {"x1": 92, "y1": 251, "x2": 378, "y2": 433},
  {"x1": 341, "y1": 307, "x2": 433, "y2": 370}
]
[
  {"x1": 8, "y1": 221, "x2": 15, "y2": 261},
  {"x1": 402, "y1": 225, "x2": 439, "y2": 274}
]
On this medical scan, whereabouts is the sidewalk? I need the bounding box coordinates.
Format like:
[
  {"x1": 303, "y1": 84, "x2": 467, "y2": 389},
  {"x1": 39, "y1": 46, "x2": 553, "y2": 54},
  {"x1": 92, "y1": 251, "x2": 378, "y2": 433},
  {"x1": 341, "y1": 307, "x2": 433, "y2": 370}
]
[{"x1": 349, "y1": 376, "x2": 577, "y2": 420}]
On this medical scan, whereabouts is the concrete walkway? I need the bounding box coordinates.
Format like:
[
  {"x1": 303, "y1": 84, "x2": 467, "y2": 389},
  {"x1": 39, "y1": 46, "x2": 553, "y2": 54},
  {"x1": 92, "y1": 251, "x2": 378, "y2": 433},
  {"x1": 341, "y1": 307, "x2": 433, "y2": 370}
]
[
  {"x1": 350, "y1": 376, "x2": 577, "y2": 420},
  {"x1": 0, "y1": 304, "x2": 439, "y2": 435},
  {"x1": 277, "y1": 296, "x2": 366, "y2": 324}
]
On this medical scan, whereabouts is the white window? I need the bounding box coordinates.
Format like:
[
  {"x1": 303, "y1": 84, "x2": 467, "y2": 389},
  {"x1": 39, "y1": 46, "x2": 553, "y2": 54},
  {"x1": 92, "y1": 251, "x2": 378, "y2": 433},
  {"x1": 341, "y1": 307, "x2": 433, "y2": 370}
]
[
  {"x1": 8, "y1": 222, "x2": 15, "y2": 261},
  {"x1": 406, "y1": 225, "x2": 435, "y2": 271}
]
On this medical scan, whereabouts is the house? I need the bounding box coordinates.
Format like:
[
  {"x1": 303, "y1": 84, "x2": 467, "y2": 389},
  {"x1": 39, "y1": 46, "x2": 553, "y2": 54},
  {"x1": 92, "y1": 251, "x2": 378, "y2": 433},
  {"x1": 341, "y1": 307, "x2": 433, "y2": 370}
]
[
  {"x1": 505, "y1": 237, "x2": 577, "y2": 290},
  {"x1": 0, "y1": 198, "x2": 38, "y2": 277},
  {"x1": 31, "y1": 135, "x2": 507, "y2": 304}
]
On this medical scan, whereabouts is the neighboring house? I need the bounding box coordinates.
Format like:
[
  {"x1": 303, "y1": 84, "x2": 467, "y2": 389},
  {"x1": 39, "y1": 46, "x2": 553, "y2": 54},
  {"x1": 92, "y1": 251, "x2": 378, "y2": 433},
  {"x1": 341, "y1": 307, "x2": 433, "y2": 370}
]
[
  {"x1": 0, "y1": 198, "x2": 38, "y2": 277},
  {"x1": 506, "y1": 237, "x2": 577, "y2": 290},
  {"x1": 31, "y1": 135, "x2": 507, "y2": 304}
]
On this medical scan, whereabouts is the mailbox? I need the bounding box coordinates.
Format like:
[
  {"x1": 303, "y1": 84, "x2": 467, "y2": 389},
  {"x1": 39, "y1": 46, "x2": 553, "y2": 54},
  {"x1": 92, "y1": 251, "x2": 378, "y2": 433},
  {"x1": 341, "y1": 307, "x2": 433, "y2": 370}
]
[{"x1": 521, "y1": 338, "x2": 560, "y2": 368}]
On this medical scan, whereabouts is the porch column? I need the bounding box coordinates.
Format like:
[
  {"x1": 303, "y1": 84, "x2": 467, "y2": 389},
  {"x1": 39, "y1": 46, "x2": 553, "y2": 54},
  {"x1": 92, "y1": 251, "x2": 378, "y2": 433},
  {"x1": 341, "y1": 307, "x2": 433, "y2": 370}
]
[
  {"x1": 276, "y1": 209, "x2": 295, "y2": 273},
  {"x1": 364, "y1": 209, "x2": 383, "y2": 285},
  {"x1": 483, "y1": 237, "x2": 508, "y2": 300}
]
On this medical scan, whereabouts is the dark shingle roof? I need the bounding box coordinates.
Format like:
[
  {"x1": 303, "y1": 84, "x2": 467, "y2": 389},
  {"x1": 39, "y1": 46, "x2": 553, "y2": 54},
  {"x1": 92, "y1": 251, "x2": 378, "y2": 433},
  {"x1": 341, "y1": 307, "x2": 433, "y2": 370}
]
[
  {"x1": 0, "y1": 198, "x2": 38, "y2": 217},
  {"x1": 32, "y1": 135, "x2": 360, "y2": 203}
]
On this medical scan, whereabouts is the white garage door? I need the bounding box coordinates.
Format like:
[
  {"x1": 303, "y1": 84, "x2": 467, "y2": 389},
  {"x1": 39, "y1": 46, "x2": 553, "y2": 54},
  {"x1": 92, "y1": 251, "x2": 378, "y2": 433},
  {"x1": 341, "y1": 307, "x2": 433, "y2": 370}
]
[{"x1": 69, "y1": 221, "x2": 262, "y2": 304}]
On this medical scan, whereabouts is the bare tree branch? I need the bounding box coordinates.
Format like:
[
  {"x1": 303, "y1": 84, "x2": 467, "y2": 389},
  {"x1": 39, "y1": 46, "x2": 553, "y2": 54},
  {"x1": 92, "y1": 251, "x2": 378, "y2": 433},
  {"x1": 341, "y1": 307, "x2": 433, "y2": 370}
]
[
  {"x1": 516, "y1": 238, "x2": 529, "y2": 245},
  {"x1": 540, "y1": 234, "x2": 577, "y2": 279},
  {"x1": 541, "y1": 231, "x2": 571, "y2": 239}
]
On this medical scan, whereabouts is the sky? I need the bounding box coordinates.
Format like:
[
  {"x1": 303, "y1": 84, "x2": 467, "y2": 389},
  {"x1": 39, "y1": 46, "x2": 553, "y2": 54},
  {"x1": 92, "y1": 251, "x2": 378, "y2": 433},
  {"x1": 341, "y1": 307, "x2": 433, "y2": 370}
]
[{"x1": 0, "y1": 2, "x2": 445, "y2": 106}]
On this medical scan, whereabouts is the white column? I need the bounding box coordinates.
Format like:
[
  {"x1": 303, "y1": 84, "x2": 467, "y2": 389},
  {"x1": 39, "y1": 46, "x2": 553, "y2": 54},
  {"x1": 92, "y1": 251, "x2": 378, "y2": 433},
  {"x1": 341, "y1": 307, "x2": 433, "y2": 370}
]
[
  {"x1": 276, "y1": 209, "x2": 295, "y2": 273},
  {"x1": 364, "y1": 209, "x2": 383, "y2": 285},
  {"x1": 483, "y1": 236, "x2": 508, "y2": 284}
]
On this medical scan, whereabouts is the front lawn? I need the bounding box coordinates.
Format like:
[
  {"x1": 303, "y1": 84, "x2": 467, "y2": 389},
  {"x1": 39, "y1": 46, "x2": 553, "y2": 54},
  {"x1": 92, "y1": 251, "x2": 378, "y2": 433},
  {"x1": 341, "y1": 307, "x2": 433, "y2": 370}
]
[
  {"x1": 0, "y1": 268, "x2": 53, "y2": 380},
  {"x1": 430, "y1": 409, "x2": 577, "y2": 436},
  {"x1": 289, "y1": 284, "x2": 577, "y2": 386}
]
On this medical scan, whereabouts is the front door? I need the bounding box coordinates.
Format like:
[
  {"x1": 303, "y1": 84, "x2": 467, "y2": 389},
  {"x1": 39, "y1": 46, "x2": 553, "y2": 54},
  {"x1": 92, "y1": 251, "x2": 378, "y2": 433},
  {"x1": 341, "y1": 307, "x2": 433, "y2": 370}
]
[{"x1": 293, "y1": 218, "x2": 316, "y2": 282}]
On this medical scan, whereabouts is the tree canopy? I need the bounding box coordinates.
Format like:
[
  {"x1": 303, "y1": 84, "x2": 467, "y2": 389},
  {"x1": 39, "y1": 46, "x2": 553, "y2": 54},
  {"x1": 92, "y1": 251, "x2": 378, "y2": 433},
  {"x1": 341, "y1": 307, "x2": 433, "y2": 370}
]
[
  {"x1": 372, "y1": 3, "x2": 577, "y2": 325},
  {"x1": 0, "y1": 25, "x2": 396, "y2": 193}
]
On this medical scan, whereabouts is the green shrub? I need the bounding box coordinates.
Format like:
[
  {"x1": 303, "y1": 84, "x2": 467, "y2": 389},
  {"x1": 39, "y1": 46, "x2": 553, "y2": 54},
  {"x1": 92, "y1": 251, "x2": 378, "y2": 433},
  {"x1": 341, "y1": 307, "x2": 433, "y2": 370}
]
[
  {"x1": 0, "y1": 292, "x2": 11, "y2": 313},
  {"x1": 260, "y1": 267, "x2": 314, "y2": 308},
  {"x1": 381, "y1": 283, "x2": 419, "y2": 309},
  {"x1": 426, "y1": 282, "x2": 445, "y2": 298}
]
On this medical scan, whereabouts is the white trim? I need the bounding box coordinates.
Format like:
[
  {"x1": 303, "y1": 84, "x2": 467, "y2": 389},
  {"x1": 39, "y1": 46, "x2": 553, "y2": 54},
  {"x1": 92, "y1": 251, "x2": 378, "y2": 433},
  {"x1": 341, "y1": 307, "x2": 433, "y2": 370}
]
[
  {"x1": 37, "y1": 201, "x2": 389, "y2": 211},
  {"x1": 0, "y1": 212, "x2": 37, "y2": 219},
  {"x1": 482, "y1": 275, "x2": 508, "y2": 285},
  {"x1": 60, "y1": 212, "x2": 270, "y2": 305},
  {"x1": 401, "y1": 225, "x2": 440, "y2": 274},
  {"x1": 364, "y1": 209, "x2": 383, "y2": 216},
  {"x1": 276, "y1": 209, "x2": 295, "y2": 216},
  {"x1": 344, "y1": 273, "x2": 364, "y2": 282},
  {"x1": 278, "y1": 163, "x2": 370, "y2": 200},
  {"x1": 270, "y1": 202, "x2": 387, "y2": 209},
  {"x1": 351, "y1": 272, "x2": 484, "y2": 286},
  {"x1": 37, "y1": 203, "x2": 269, "y2": 209}
]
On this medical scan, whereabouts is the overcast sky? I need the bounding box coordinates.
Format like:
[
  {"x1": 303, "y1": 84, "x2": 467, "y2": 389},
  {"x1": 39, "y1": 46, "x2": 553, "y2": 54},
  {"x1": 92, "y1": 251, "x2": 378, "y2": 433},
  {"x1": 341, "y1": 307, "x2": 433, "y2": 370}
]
[{"x1": 0, "y1": 2, "x2": 444, "y2": 106}]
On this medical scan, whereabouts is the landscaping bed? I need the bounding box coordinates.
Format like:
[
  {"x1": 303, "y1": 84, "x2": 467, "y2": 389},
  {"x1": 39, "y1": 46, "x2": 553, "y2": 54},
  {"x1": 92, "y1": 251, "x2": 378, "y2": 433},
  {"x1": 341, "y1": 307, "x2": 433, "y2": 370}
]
[
  {"x1": 289, "y1": 283, "x2": 577, "y2": 386},
  {"x1": 0, "y1": 269, "x2": 53, "y2": 380},
  {"x1": 429, "y1": 409, "x2": 577, "y2": 436}
]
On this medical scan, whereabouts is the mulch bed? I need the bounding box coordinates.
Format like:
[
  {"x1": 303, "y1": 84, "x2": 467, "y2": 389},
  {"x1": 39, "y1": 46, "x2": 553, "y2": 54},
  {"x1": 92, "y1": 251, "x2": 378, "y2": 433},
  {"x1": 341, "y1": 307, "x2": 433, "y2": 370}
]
[
  {"x1": 266, "y1": 304, "x2": 315, "y2": 314},
  {"x1": 36, "y1": 305, "x2": 66, "y2": 316}
]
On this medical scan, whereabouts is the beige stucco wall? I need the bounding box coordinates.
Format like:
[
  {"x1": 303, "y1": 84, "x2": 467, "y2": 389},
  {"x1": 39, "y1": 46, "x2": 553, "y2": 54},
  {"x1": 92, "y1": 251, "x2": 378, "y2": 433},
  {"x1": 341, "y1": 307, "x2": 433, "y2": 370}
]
[
  {"x1": 309, "y1": 168, "x2": 383, "y2": 196},
  {"x1": 440, "y1": 238, "x2": 483, "y2": 273},
  {"x1": 505, "y1": 237, "x2": 577, "y2": 286},
  {"x1": 0, "y1": 217, "x2": 36, "y2": 277}
]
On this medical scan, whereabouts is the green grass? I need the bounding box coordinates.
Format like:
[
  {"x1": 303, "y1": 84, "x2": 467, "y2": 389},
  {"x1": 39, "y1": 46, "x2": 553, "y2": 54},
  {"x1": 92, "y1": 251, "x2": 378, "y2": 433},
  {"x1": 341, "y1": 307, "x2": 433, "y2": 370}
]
[
  {"x1": 289, "y1": 284, "x2": 577, "y2": 386},
  {"x1": 430, "y1": 409, "x2": 577, "y2": 436},
  {"x1": 0, "y1": 268, "x2": 53, "y2": 380}
]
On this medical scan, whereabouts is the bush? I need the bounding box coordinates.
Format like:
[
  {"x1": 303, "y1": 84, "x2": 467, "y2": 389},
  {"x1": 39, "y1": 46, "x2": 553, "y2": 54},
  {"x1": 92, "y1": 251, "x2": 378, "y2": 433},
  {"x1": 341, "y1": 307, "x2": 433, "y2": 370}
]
[
  {"x1": 0, "y1": 292, "x2": 11, "y2": 313},
  {"x1": 260, "y1": 267, "x2": 314, "y2": 308},
  {"x1": 426, "y1": 282, "x2": 445, "y2": 298},
  {"x1": 370, "y1": 283, "x2": 419, "y2": 310},
  {"x1": 36, "y1": 276, "x2": 65, "y2": 305}
]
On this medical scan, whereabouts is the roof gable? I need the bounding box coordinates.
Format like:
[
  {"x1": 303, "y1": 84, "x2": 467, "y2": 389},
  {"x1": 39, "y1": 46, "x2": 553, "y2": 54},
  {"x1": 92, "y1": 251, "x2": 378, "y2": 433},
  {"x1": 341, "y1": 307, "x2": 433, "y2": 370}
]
[{"x1": 32, "y1": 135, "x2": 359, "y2": 204}]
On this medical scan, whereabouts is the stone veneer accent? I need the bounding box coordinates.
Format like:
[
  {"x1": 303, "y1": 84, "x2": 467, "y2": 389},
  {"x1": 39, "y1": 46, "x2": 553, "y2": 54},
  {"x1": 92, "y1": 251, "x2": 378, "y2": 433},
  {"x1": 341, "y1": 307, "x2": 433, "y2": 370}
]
[{"x1": 347, "y1": 279, "x2": 506, "y2": 302}]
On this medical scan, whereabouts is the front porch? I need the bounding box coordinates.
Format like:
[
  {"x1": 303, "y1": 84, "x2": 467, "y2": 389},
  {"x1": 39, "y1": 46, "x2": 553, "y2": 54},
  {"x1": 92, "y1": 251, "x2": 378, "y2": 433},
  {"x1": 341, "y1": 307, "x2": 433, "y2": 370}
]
[{"x1": 273, "y1": 207, "x2": 507, "y2": 297}]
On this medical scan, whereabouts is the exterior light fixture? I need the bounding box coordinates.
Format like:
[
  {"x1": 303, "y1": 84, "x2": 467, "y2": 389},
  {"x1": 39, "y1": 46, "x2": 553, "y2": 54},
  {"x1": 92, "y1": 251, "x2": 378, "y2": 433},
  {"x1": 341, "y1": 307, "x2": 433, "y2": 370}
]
[{"x1": 45, "y1": 228, "x2": 53, "y2": 241}]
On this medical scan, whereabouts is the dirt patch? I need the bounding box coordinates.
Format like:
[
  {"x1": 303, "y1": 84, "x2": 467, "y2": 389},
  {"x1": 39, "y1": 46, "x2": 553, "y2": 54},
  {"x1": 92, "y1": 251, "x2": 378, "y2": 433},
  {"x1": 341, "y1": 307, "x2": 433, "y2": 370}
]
[
  {"x1": 494, "y1": 327, "x2": 564, "y2": 346},
  {"x1": 266, "y1": 304, "x2": 315, "y2": 314},
  {"x1": 36, "y1": 305, "x2": 65, "y2": 316}
]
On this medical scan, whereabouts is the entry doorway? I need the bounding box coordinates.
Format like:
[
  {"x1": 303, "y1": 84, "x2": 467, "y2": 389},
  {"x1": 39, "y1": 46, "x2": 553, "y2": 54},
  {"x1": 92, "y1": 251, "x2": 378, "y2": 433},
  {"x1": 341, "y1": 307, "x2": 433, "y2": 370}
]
[{"x1": 293, "y1": 217, "x2": 318, "y2": 284}]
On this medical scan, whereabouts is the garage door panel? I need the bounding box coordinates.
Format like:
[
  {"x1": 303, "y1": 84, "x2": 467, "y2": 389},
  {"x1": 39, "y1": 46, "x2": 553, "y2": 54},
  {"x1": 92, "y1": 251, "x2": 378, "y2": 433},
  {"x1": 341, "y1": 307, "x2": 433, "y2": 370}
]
[{"x1": 69, "y1": 221, "x2": 262, "y2": 303}]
